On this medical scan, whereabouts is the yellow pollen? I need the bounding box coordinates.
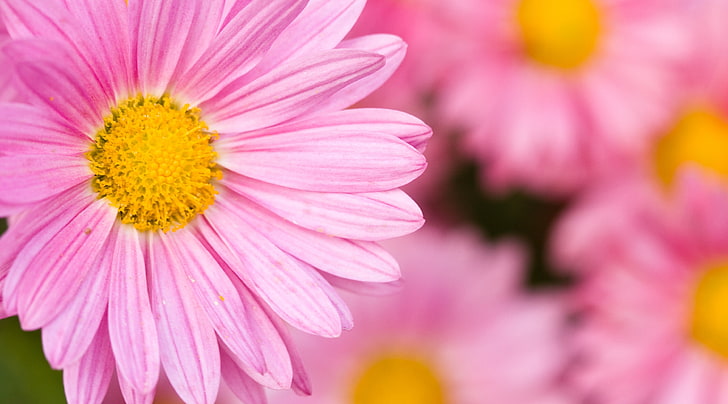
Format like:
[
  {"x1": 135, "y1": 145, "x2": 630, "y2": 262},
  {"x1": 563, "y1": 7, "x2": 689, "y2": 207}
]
[
  {"x1": 87, "y1": 94, "x2": 221, "y2": 232},
  {"x1": 351, "y1": 354, "x2": 446, "y2": 404},
  {"x1": 653, "y1": 105, "x2": 728, "y2": 188},
  {"x1": 690, "y1": 262, "x2": 728, "y2": 358},
  {"x1": 515, "y1": 0, "x2": 602, "y2": 70}
]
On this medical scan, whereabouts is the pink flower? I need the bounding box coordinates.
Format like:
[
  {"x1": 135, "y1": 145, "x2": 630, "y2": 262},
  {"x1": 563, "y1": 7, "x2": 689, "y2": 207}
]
[
  {"x1": 269, "y1": 226, "x2": 573, "y2": 404},
  {"x1": 566, "y1": 177, "x2": 728, "y2": 403},
  {"x1": 438, "y1": 0, "x2": 693, "y2": 195},
  {"x1": 0, "y1": 1, "x2": 430, "y2": 403}
]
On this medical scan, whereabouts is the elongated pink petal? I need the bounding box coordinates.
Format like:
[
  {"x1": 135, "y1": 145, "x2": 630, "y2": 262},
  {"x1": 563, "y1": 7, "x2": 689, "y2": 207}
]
[
  {"x1": 218, "y1": 125, "x2": 425, "y2": 194},
  {"x1": 63, "y1": 316, "x2": 114, "y2": 404},
  {"x1": 216, "y1": 189, "x2": 400, "y2": 281},
  {"x1": 251, "y1": 0, "x2": 365, "y2": 77},
  {"x1": 118, "y1": 372, "x2": 156, "y2": 404},
  {"x1": 178, "y1": 0, "x2": 307, "y2": 103},
  {"x1": 322, "y1": 34, "x2": 407, "y2": 111},
  {"x1": 202, "y1": 49, "x2": 384, "y2": 133},
  {"x1": 0, "y1": 154, "x2": 90, "y2": 206},
  {"x1": 320, "y1": 273, "x2": 404, "y2": 296},
  {"x1": 1, "y1": 185, "x2": 94, "y2": 312},
  {"x1": 0, "y1": 103, "x2": 89, "y2": 155},
  {"x1": 201, "y1": 203, "x2": 342, "y2": 337},
  {"x1": 221, "y1": 350, "x2": 267, "y2": 404},
  {"x1": 109, "y1": 224, "x2": 160, "y2": 394},
  {"x1": 131, "y1": 0, "x2": 222, "y2": 94},
  {"x1": 219, "y1": 107, "x2": 431, "y2": 153},
  {"x1": 149, "y1": 234, "x2": 221, "y2": 404},
  {"x1": 16, "y1": 61, "x2": 107, "y2": 134},
  {"x1": 62, "y1": 0, "x2": 132, "y2": 98},
  {"x1": 16, "y1": 198, "x2": 116, "y2": 329},
  {"x1": 42, "y1": 249, "x2": 111, "y2": 369},
  {"x1": 217, "y1": 269, "x2": 294, "y2": 388},
  {"x1": 164, "y1": 229, "x2": 266, "y2": 376},
  {"x1": 222, "y1": 174, "x2": 424, "y2": 241}
]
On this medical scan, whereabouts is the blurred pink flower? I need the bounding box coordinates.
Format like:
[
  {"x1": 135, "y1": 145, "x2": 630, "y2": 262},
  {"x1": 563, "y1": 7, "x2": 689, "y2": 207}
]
[
  {"x1": 566, "y1": 176, "x2": 728, "y2": 403},
  {"x1": 438, "y1": 0, "x2": 693, "y2": 195},
  {"x1": 270, "y1": 226, "x2": 573, "y2": 404},
  {"x1": 553, "y1": 0, "x2": 728, "y2": 274},
  {"x1": 0, "y1": 0, "x2": 430, "y2": 403}
]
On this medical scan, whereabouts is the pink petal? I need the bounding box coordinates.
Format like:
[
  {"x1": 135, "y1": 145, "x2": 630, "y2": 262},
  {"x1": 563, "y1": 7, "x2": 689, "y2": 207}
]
[
  {"x1": 320, "y1": 272, "x2": 404, "y2": 296},
  {"x1": 200, "y1": 204, "x2": 342, "y2": 337},
  {"x1": 0, "y1": 154, "x2": 91, "y2": 207},
  {"x1": 131, "y1": 0, "x2": 223, "y2": 94},
  {"x1": 16, "y1": 198, "x2": 116, "y2": 329},
  {"x1": 164, "y1": 229, "x2": 266, "y2": 376},
  {"x1": 222, "y1": 174, "x2": 424, "y2": 241},
  {"x1": 216, "y1": 189, "x2": 400, "y2": 281},
  {"x1": 16, "y1": 60, "x2": 107, "y2": 134},
  {"x1": 220, "y1": 271, "x2": 295, "y2": 389},
  {"x1": 108, "y1": 224, "x2": 160, "y2": 394},
  {"x1": 219, "y1": 107, "x2": 431, "y2": 153},
  {"x1": 322, "y1": 34, "x2": 408, "y2": 112},
  {"x1": 0, "y1": 103, "x2": 89, "y2": 154},
  {"x1": 1, "y1": 185, "x2": 94, "y2": 312},
  {"x1": 62, "y1": 0, "x2": 132, "y2": 98},
  {"x1": 202, "y1": 49, "x2": 384, "y2": 133},
  {"x1": 42, "y1": 251, "x2": 111, "y2": 369},
  {"x1": 221, "y1": 349, "x2": 267, "y2": 404},
  {"x1": 217, "y1": 122, "x2": 426, "y2": 194},
  {"x1": 149, "y1": 233, "x2": 221, "y2": 404},
  {"x1": 178, "y1": 0, "x2": 307, "y2": 104},
  {"x1": 117, "y1": 373, "x2": 156, "y2": 404},
  {"x1": 63, "y1": 316, "x2": 114, "y2": 404},
  {"x1": 250, "y1": 0, "x2": 365, "y2": 77}
]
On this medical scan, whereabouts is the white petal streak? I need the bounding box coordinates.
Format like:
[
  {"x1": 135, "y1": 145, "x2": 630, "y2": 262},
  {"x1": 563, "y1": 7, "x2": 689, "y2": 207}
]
[
  {"x1": 222, "y1": 174, "x2": 424, "y2": 241},
  {"x1": 109, "y1": 224, "x2": 160, "y2": 394},
  {"x1": 202, "y1": 49, "x2": 384, "y2": 133},
  {"x1": 149, "y1": 233, "x2": 221, "y2": 404}
]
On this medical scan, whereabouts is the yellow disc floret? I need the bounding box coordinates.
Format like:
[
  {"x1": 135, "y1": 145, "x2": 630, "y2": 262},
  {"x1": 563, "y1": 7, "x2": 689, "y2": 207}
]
[
  {"x1": 351, "y1": 354, "x2": 446, "y2": 404},
  {"x1": 653, "y1": 105, "x2": 728, "y2": 188},
  {"x1": 87, "y1": 95, "x2": 221, "y2": 232},
  {"x1": 516, "y1": 0, "x2": 603, "y2": 70},
  {"x1": 690, "y1": 262, "x2": 728, "y2": 358}
]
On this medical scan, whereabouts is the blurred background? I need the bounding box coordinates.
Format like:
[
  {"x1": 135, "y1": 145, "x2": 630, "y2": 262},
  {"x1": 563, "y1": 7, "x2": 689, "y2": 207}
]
[{"x1": 4, "y1": 0, "x2": 728, "y2": 402}]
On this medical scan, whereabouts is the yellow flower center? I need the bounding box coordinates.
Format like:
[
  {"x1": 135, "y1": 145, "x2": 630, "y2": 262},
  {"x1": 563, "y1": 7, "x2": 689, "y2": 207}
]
[
  {"x1": 690, "y1": 262, "x2": 728, "y2": 358},
  {"x1": 515, "y1": 0, "x2": 603, "y2": 70},
  {"x1": 653, "y1": 105, "x2": 728, "y2": 188},
  {"x1": 351, "y1": 354, "x2": 446, "y2": 404},
  {"x1": 87, "y1": 95, "x2": 221, "y2": 232}
]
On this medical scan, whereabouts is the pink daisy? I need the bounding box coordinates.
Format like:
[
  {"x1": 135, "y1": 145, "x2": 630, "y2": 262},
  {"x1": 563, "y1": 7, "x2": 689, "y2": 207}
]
[
  {"x1": 269, "y1": 226, "x2": 573, "y2": 404},
  {"x1": 0, "y1": 1, "x2": 430, "y2": 403},
  {"x1": 552, "y1": 0, "x2": 728, "y2": 273},
  {"x1": 566, "y1": 177, "x2": 728, "y2": 403},
  {"x1": 437, "y1": 0, "x2": 693, "y2": 195}
]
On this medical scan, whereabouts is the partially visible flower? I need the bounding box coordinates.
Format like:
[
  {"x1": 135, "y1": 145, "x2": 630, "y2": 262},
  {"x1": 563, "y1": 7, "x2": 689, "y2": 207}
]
[
  {"x1": 269, "y1": 226, "x2": 573, "y2": 404},
  {"x1": 567, "y1": 177, "x2": 728, "y2": 403},
  {"x1": 438, "y1": 0, "x2": 692, "y2": 195},
  {"x1": 0, "y1": 0, "x2": 430, "y2": 403}
]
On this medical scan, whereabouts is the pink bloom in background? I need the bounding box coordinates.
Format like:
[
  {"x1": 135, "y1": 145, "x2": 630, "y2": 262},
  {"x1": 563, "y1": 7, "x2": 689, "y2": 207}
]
[
  {"x1": 270, "y1": 226, "x2": 573, "y2": 404},
  {"x1": 0, "y1": 0, "x2": 430, "y2": 403},
  {"x1": 565, "y1": 177, "x2": 728, "y2": 403},
  {"x1": 438, "y1": 0, "x2": 693, "y2": 195}
]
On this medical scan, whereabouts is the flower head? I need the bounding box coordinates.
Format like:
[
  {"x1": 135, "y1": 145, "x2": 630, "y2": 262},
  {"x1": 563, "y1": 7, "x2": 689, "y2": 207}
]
[
  {"x1": 0, "y1": 0, "x2": 430, "y2": 403},
  {"x1": 437, "y1": 0, "x2": 692, "y2": 195},
  {"x1": 270, "y1": 226, "x2": 572, "y2": 404}
]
